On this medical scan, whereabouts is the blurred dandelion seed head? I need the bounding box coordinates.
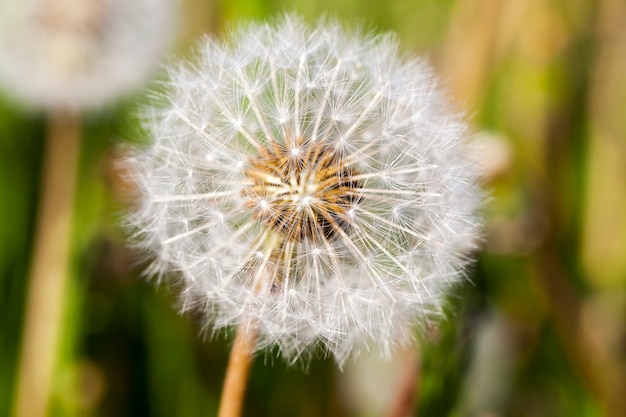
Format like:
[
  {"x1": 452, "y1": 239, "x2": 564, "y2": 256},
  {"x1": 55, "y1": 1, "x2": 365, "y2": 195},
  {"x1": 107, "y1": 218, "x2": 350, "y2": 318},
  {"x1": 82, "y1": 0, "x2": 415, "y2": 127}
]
[
  {"x1": 126, "y1": 15, "x2": 482, "y2": 365},
  {"x1": 0, "y1": 0, "x2": 173, "y2": 109}
]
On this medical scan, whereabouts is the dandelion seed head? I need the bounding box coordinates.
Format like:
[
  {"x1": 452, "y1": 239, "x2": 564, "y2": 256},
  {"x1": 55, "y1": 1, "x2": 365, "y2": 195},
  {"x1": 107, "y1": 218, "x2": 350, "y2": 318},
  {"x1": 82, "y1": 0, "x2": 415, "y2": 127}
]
[
  {"x1": 0, "y1": 0, "x2": 173, "y2": 109},
  {"x1": 126, "y1": 15, "x2": 482, "y2": 366}
]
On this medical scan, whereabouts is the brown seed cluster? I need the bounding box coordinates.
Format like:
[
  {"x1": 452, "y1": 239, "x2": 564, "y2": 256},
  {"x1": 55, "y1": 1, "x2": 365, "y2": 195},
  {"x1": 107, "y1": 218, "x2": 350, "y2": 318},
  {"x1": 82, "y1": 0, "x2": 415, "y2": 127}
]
[
  {"x1": 37, "y1": 0, "x2": 105, "y2": 75},
  {"x1": 39, "y1": 0, "x2": 103, "y2": 34},
  {"x1": 242, "y1": 137, "x2": 361, "y2": 243}
]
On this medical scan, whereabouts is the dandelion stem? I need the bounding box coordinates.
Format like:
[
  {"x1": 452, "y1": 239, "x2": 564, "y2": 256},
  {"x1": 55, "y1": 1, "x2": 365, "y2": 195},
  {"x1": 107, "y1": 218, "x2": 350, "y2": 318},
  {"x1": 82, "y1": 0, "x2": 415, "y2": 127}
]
[
  {"x1": 385, "y1": 347, "x2": 420, "y2": 417},
  {"x1": 217, "y1": 323, "x2": 256, "y2": 417},
  {"x1": 12, "y1": 110, "x2": 81, "y2": 417}
]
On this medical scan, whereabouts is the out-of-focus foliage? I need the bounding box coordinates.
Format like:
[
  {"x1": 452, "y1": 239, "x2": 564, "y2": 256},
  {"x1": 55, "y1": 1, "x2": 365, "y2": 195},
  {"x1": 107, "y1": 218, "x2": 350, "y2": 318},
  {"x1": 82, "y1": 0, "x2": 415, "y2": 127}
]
[{"x1": 1, "y1": 0, "x2": 625, "y2": 416}]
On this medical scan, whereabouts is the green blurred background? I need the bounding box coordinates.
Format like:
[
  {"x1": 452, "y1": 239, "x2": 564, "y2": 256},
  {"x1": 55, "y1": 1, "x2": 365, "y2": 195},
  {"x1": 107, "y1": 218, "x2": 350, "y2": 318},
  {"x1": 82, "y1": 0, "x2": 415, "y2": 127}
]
[{"x1": 1, "y1": 0, "x2": 626, "y2": 416}]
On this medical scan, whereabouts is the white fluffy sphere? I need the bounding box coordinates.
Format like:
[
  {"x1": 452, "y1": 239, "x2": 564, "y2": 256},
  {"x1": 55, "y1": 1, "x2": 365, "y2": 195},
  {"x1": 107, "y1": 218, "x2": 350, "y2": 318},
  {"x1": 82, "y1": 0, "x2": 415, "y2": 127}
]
[
  {"x1": 0, "y1": 0, "x2": 173, "y2": 109},
  {"x1": 126, "y1": 15, "x2": 482, "y2": 366}
]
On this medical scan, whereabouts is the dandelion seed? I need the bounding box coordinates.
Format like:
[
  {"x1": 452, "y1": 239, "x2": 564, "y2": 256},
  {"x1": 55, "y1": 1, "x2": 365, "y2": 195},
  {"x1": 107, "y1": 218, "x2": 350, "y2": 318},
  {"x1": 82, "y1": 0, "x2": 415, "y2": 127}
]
[
  {"x1": 126, "y1": 15, "x2": 482, "y2": 368},
  {"x1": 0, "y1": 0, "x2": 173, "y2": 109}
]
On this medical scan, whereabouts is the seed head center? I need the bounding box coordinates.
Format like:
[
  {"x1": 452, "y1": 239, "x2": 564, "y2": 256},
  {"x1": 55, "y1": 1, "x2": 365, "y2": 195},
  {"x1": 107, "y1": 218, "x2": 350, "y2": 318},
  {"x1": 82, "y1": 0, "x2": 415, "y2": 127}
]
[{"x1": 243, "y1": 137, "x2": 361, "y2": 242}]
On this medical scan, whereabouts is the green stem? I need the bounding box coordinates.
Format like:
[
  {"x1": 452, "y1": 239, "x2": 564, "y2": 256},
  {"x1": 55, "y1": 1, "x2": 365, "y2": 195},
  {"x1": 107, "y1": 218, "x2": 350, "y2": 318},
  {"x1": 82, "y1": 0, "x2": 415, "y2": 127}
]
[{"x1": 12, "y1": 110, "x2": 81, "y2": 417}]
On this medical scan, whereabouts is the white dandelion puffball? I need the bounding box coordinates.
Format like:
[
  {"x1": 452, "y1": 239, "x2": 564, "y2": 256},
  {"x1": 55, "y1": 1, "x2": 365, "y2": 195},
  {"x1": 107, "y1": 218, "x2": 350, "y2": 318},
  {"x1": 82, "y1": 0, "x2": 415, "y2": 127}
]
[
  {"x1": 0, "y1": 0, "x2": 173, "y2": 109},
  {"x1": 127, "y1": 15, "x2": 482, "y2": 366}
]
